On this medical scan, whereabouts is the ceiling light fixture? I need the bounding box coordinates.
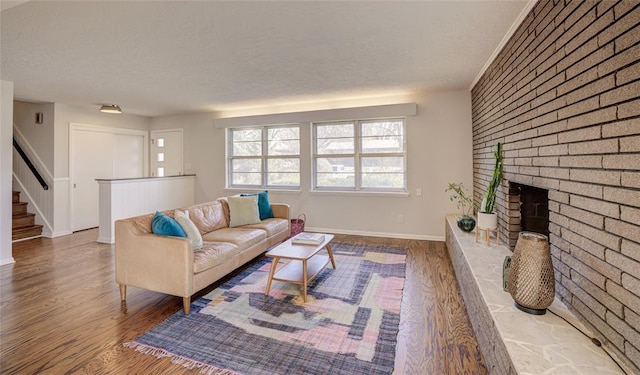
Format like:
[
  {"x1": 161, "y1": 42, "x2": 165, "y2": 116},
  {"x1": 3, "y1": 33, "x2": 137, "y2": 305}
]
[{"x1": 99, "y1": 104, "x2": 122, "y2": 114}]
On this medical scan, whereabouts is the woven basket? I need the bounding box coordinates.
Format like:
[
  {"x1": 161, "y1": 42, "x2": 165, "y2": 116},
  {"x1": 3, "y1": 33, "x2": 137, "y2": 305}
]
[
  {"x1": 508, "y1": 232, "x2": 555, "y2": 314},
  {"x1": 290, "y1": 214, "x2": 306, "y2": 238}
]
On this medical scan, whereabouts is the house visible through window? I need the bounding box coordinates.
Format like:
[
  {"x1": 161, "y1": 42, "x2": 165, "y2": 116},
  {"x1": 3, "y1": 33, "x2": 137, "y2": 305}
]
[
  {"x1": 227, "y1": 125, "x2": 300, "y2": 188},
  {"x1": 313, "y1": 118, "x2": 406, "y2": 191}
]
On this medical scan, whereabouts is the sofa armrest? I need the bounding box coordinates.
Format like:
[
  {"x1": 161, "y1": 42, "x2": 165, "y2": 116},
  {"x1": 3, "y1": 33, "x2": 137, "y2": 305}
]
[
  {"x1": 115, "y1": 220, "x2": 194, "y2": 299},
  {"x1": 271, "y1": 203, "x2": 290, "y2": 220},
  {"x1": 271, "y1": 203, "x2": 291, "y2": 237}
]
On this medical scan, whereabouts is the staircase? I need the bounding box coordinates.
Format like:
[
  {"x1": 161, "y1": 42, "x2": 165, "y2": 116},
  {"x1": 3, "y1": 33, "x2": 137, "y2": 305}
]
[{"x1": 12, "y1": 191, "x2": 43, "y2": 241}]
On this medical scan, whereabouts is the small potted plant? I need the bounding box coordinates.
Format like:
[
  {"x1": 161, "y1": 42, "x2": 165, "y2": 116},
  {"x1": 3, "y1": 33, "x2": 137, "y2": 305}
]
[
  {"x1": 446, "y1": 182, "x2": 477, "y2": 232},
  {"x1": 478, "y1": 143, "x2": 503, "y2": 229}
]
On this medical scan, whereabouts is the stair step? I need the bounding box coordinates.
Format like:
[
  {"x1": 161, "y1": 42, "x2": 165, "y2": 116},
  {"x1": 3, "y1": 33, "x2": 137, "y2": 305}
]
[
  {"x1": 12, "y1": 191, "x2": 20, "y2": 203},
  {"x1": 13, "y1": 213, "x2": 36, "y2": 228},
  {"x1": 12, "y1": 225, "x2": 43, "y2": 241},
  {"x1": 12, "y1": 202, "x2": 28, "y2": 215}
]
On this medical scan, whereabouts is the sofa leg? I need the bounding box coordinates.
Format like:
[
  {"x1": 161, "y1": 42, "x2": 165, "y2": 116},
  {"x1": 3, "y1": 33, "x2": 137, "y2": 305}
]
[
  {"x1": 183, "y1": 297, "x2": 191, "y2": 315},
  {"x1": 119, "y1": 284, "x2": 126, "y2": 301}
]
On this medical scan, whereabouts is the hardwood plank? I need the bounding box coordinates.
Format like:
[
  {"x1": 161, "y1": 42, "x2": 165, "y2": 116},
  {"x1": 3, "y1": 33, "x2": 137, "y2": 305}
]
[{"x1": 0, "y1": 230, "x2": 486, "y2": 374}]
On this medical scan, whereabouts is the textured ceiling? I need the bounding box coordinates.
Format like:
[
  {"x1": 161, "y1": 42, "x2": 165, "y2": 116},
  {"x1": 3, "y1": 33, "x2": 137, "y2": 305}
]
[{"x1": 1, "y1": 1, "x2": 529, "y2": 117}]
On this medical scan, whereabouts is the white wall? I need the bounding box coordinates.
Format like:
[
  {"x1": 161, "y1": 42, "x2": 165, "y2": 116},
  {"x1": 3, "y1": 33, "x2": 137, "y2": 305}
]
[
  {"x1": 13, "y1": 101, "x2": 55, "y2": 174},
  {"x1": 1, "y1": 81, "x2": 15, "y2": 265},
  {"x1": 151, "y1": 90, "x2": 473, "y2": 239}
]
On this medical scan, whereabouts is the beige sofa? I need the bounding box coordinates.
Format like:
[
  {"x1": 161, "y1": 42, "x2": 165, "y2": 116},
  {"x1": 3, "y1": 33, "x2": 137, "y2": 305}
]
[{"x1": 115, "y1": 198, "x2": 290, "y2": 314}]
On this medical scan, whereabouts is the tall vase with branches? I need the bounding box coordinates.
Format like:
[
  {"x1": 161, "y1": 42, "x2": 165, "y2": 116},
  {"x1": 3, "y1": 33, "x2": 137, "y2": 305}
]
[{"x1": 478, "y1": 143, "x2": 503, "y2": 229}]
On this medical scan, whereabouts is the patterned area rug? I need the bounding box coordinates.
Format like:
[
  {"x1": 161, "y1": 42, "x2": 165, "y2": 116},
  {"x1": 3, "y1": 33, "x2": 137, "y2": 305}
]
[{"x1": 125, "y1": 242, "x2": 406, "y2": 375}]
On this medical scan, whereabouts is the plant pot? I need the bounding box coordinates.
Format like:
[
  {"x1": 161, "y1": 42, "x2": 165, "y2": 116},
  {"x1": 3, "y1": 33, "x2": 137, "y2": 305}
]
[
  {"x1": 477, "y1": 212, "x2": 498, "y2": 229},
  {"x1": 457, "y1": 215, "x2": 476, "y2": 232}
]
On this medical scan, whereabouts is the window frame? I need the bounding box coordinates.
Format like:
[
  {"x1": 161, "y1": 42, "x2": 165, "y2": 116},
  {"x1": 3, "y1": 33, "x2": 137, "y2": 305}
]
[
  {"x1": 227, "y1": 124, "x2": 301, "y2": 189},
  {"x1": 312, "y1": 118, "x2": 407, "y2": 192}
]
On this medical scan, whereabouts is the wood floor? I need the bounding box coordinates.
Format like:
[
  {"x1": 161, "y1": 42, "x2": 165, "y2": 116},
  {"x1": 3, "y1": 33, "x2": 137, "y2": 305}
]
[{"x1": 1, "y1": 230, "x2": 487, "y2": 374}]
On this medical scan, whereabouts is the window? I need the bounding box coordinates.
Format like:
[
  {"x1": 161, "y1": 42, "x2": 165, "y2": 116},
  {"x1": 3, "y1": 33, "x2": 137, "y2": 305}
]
[
  {"x1": 227, "y1": 125, "x2": 300, "y2": 188},
  {"x1": 313, "y1": 119, "x2": 405, "y2": 191}
]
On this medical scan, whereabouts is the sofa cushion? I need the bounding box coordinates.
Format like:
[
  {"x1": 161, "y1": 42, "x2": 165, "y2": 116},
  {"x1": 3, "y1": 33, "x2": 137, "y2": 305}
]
[
  {"x1": 152, "y1": 211, "x2": 187, "y2": 237},
  {"x1": 217, "y1": 197, "x2": 231, "y2": 225},
  {"x1": 228, "y1": 196, "x2": 261, "y2": 227},
  {"x1": 193, "y1": 241, "x2": 239, "y2": 273},
  {"x1": 242, "y1": 218, "x2": 288, "y2": 237},
  {"x1": 241, "y1": 190, "x2": 274, "y2": 220},
  {"x1": 174, "y1": 209, "x2": 203, "y2": 250},
  {"x1": 202, "y1": 227, "x2": 266, "y2": 251},
  {"x1": 186, "y1": 201, "x2": 228, "y2": 234},
  {"x1": 131, "y1": 214, "x2": 154, "y2": 234},
  {"x1": 131, "y1": 210, "x2": 174, "y2": 234}
]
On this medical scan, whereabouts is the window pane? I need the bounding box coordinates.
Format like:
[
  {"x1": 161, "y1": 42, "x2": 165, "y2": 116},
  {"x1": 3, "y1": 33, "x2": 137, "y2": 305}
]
[
  {"x1": 233, "y1": 140, "x2": 261, "y2": 156},
  {"x1": 315, "y1": 157, "x2": 355, "y2": 188},
  {"x1": 268, "y1": 158, "x2": 300, "y2": 186},
  {"x1": 232, "y1": 158, "x2": 261, "y2": 172},
  {"x1": 268, "y1": 158, "x2": 300, "y2": 172},
  {"x1": 268, "y1": 139, "x2": 299, "y2": 156},
  {"x1": 268, "y1": 127, "x2": 299, "y2": 141},
  {"x1": 361, "y1": 135, "x2": 403, "y2": 153},
  {"x1": 156, "y1": 138, "x2": 164, "y2": 147},
  {"x1": 156, "y1": 167, "x2": 164, "y2": 177},
  {"x1": 231, "y1": 129, "x2": 262, "y2": 156},
  {"x1": 361, "y1": 156, "x2": 405, "y2": 188},
  {"x1": 361, "y1": 120, "x2": 404, "y2": 153},
  {"x1": 361, "y1": 120, "x2": 403, "y2": 137},
  {"x1": 231, "y1": 158, "x2": 262, "y2": 186},
  {"x1": 316, "y1": 123, "x2": 354, "y2": 138},
  {"x1": 232, "y1": 129, "x2": 261, "y2": 142},
  {"x1": 268, "y1": 172, "x2": 300, "y2": 186},
  {"x1": 232, "y1": 173, "x2": 261, "y2": 186},
  {"x1": 316, "y1": 123, "x2": 354, "y2": 155},
  {"x1": 316, "y1": 138, "x2": 354, "y2": 155},
  {"x1": 157, "y1": 152, "x2": 164, "y2": 162},
  {"x1": 361, "y1": 156, "x2": 404, "y2": 172}
]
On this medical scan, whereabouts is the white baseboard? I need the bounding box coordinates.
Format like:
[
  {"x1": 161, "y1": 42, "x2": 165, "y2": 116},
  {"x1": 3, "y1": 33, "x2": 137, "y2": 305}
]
[
  {"x1": 0, "y1": 257, "x2": 16, "y2": 266},
  {"x1": 48, "y1": 230, "x2": 73, "y2": 238},
  {"x1": 304, "y1": 226, "x2": 444, "y2": 242},
  {"x1": 97, "y1": 236, "x2": 114, "y2": 244}
]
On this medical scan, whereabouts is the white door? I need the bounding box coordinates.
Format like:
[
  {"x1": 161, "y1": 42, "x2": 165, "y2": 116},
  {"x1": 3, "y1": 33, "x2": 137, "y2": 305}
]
[
  {"x1": 150, "y1": 129, "x2": 183, "y2": 177},
  {"x1": 71, "y1": 130, "x2": 115, "y2": 232},
  {"x1": 71, "y1": 125, "x2": 147, "y2": 232}
]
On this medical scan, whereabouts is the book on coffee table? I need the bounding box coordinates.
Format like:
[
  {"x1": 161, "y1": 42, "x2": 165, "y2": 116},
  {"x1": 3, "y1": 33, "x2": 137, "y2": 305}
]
[{"x1": 291, "y1": 232, "x2": 325, "y2": 245}]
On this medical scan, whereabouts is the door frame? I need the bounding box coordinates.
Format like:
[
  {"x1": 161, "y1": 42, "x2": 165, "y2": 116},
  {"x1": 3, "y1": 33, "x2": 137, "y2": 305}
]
[{"x1": 69, "y1": 123, "x2": 149, "y2": 231}]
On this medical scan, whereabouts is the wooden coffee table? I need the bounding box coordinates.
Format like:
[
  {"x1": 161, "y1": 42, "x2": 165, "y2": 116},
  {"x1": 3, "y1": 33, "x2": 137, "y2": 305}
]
[{"x1": 264, "y1": 233, "x2": 336, "y2": 302}]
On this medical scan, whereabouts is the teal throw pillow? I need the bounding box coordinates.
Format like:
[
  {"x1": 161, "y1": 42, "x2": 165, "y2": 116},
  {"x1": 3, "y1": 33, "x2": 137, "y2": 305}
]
[
  {"x1": 240, "y1": 190, "x2": 274, "y2": 220},
  {"x1": 152, "y1": 211, "x2": 187, "y2": 238}
]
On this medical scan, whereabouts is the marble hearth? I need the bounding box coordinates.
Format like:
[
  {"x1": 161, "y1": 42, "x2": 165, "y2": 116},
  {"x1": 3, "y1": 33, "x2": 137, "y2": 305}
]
[{"x1": 445, "y1": 215, "x2": 627, "y2": 374}]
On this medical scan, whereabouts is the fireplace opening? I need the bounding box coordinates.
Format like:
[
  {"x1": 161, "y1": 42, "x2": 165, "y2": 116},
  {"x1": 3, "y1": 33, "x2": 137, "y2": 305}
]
[{"x1": 508, "y1": 182, "x2": 549, "y2": 249}]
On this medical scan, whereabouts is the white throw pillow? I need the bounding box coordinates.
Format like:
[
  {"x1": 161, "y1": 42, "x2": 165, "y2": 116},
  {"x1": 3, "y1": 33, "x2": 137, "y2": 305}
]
[
  {"x1": 228, "y1": 195, "x2": 261, "y2": 227},
  {"x1": 174, "y1": 209, "x2": 203, "y2": 250}
]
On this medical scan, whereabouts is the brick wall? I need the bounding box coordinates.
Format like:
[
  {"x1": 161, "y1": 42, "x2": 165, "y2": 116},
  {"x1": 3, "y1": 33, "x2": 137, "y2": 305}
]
[{"x1": 471, "y1": 0, "x2": 640, "y2": 372}]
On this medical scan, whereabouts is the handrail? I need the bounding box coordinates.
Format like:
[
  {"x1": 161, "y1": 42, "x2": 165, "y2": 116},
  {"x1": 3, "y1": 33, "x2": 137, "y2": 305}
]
[{"x1": 13, "y1": 137, "x2": 49, "y2": 191}]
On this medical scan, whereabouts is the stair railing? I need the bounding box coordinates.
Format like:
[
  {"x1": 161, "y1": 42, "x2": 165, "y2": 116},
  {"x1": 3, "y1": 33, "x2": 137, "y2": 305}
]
[{"x1": 12, "y1": 137, "x2": 49, "y2": 191}]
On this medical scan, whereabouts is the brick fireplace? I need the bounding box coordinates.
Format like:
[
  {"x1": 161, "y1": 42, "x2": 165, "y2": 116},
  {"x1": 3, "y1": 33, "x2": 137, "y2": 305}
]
[{"x1": 471, "y1": 1, "x2": 640, "y2": 372}]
